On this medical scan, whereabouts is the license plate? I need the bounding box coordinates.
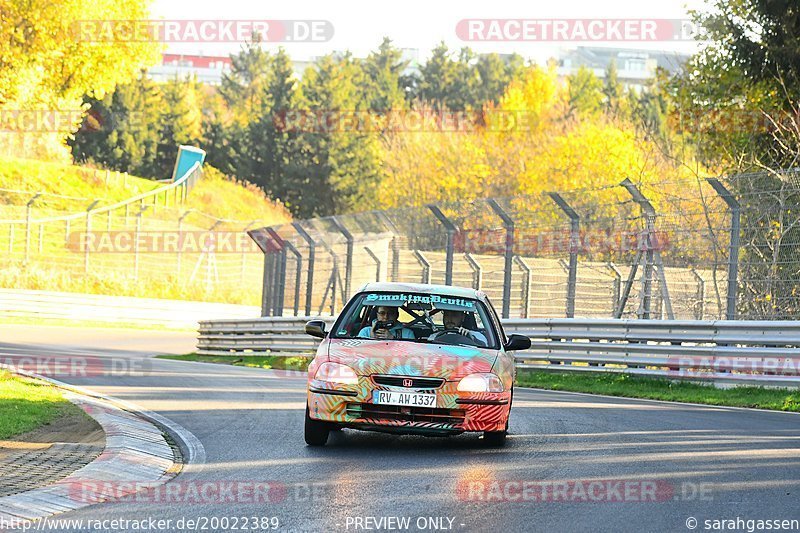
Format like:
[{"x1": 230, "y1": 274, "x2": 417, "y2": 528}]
[{"x1": 372, "y1": 390, "x2": 437, "y2": 408}]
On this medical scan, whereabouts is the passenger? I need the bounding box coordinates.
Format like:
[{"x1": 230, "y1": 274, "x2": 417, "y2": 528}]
[
  {"x1": 357, "y1": 306, "x2": 415, "y2": 340},
  {"x1": 428, "y1": 309, "x2": 487, "y2": 346}
]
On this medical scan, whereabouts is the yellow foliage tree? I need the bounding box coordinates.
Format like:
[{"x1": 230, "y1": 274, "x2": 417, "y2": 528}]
[{"x1": 0, "y1": 0, "x2": 161, "y2": 160}]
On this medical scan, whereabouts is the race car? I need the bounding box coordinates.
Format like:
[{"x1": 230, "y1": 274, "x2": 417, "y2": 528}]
[{"x1": 303, "y1": 282, "x2": 531, "y2": 447}]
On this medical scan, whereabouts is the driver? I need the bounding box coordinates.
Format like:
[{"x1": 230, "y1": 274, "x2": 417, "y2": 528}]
[
  {"x1": 428, "y1": 310, "x2": 487, "y2": 346},
  {"x1": 357, "y1": 306, "x2": 415, "y2": 340}
]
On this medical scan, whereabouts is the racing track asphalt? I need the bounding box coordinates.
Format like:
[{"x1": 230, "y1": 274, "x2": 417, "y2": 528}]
[{"x1": 1, "y1": 324, "x2": 799, "y2": 533}]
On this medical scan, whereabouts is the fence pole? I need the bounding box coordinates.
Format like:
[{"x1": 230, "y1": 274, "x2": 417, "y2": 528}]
[
  {"x1": 487, "y1": 199, "x2": 514, "y2": 318},
  {"x1": 606, "y1": 262, "x2": 622, "y2": 316},
  {"x1": 547, "y1": 192, "x2": 580, "y2": 318},
  {"x1": 427, "y1": 205, "x2": 456, "y2": 285},
  {"x1": 413, "y1": 250, "x2": 430, "y2": 284},
  {"x1": 64, "y1": 219, "x2": 70, "y2": 247},
  {"x1": 282, "y1": 240, "x2": 303, "y2": 315},
  {"x1": 265, "y1": 228, "x2": 287, "y2": 317},
  {"x1": 8, "y1": 224, "x2": 14, "y2": 254},
  {"x1": 513, "y1": 255, "x2": 532, "y2": 318},
  {"x1": 177, "y1": 210, "x2": 192, "y2": 278},
  {"x1": 37, "y1": 224, "x2": 43, "y2": 254},
  {"x1": 690, "y1": 268, "x2": 705, "y2": 319},
  {"x1": 375, "y1": 212, "x2": 401, "y2": 282},
  {"x1": 331, "y1": 217, "x2": 354, "y2": 298},
  {"x1": 364, "y1": 246, "x2": 382, "y2": 282},
  {"x1": 464, "y1": 253, "x2": 482, "y2": 290},
  {"x1": 619, "y1": 178, "x2": 672, "y2": 319},
  {"x1": 292, "y1": 222, "x2": 316, "y2": 315},
  {"x1": 262, "y1": 252, "x2": 275, "y2": 317},
  {"x1": 25, "y1": 192, "x2": 41, "y2": 262},
  {"x1": 133, "y1": 205, "x2": 148, "y2": 281},
  {"x1": 84, "y1": 200, "x2": 100, "y2": 273},
  {"x1": 707, "y1": 178, "x2": 740, "y2": 320}
]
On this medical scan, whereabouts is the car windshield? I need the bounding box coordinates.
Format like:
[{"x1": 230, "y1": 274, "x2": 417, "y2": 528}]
[{"x1": 332, "y1": 291, "x2": 499, "y2": 349}]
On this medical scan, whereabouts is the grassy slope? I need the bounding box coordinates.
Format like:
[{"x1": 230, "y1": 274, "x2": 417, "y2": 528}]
[
  {"x1": 0, "y1": 370, "x2": 77, "y2": 439},
  {"x1": 0, "y1": 157, "x2": 159, "y2": 215},
  {"x1": 0, "y1": 157, "x2": 290, "y2": 223}
]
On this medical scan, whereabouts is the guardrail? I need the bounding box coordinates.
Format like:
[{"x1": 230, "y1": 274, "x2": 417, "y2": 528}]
[
  {"x1": 0, "y1": 289, "x2": 259, "y2": 328},
  {"x1": 197, "y1": 317, "x2": 800, "y2": 387}
]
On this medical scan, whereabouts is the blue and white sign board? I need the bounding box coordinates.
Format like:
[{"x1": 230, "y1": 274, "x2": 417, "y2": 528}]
[{"x1": 171, "y1": 145, "x2": 206, "y2": 182}]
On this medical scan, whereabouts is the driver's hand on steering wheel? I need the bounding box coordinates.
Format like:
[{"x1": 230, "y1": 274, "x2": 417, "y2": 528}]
[{"x1": 440, "y1": 326, "x2": 472, "y2": 338}]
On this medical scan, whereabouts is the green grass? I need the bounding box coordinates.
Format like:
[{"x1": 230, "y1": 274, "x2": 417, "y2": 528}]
[
  {"x1": 516, "y1": 370, "x2": 800, "y2": 412},
  {"x1": 0, "y1": 370, "x2": 76, "y2": 439},
  {"x1": 155, "y1": 353, "x2": 313, "y2": 372}
]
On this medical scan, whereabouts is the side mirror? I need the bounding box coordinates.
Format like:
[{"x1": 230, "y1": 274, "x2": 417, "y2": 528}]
[
  {"x1": 504, "y1": 334, "x2": 531, "y2": 352},
  {"x1": 305, "y1": 320, "x2": 327, "y2": 339}
]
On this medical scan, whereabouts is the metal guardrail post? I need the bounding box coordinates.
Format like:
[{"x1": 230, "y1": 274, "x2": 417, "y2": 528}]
[
  {"x1": 547, "y1": 192, "x2": 580, "y2": 318},
  {"x1": 292, "y1": 222, "x2": 316, "y2": 315},
  {"x1": 37, "y1": 224, "x2": 43, "y2": 254},
  {"x1": 64, "y1": 219, "x2": 70, "y2": 247},
  {"x1": 487, "y1": 199, "x2": 515, "y2": 318},
  {"x1": 8, "y1": 224, "x2": 14, "y2": 253},
  {"x1": 331, "y1": 216, "x2": 354, "y2": 298},
  {"x1": 413, "y1": 250, "x2": 431, "y2": 284},
  {"x1": 427, "y1": 205, "x2": 456, "y2": 285},
  {"x1": 690, "y1": 268, "x2": 705, "y2": 319},
  {"x1": 364, "y1": 246, "x2": 381, "y2": 282},
  {"x1": 464, "y1": 253, "x2": 482, "y2": 289},
  {"x1": 25, "y1": 192, "x2": 41, "y2": 262},
  {"x1": 513, "y1": 255, "x2": 532, "y2": 318},
  {"x1": 84, "y1": 200, "x2": 100, "y2": 273},
  {"x1": 707, "y1": 178, "x2": 740, "y2": 320}
]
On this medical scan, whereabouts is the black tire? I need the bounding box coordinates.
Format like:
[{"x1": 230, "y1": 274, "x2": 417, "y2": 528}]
[
  {"x1": 304, "y1": 405, "x2": 330, "y2": 446},
  {"x1": 483, "y1": 430, "x2": 507, "y2": 447},
  {"x1": 484, "y1": 387, "x2": 512, "y2": 447}
]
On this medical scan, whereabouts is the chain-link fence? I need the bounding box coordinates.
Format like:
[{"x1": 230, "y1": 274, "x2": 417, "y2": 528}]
[
  {"x1": 252, "y1": 170, "x2": 800, "y2": 320},
  {"x1": 0, "y1": 164, "x2": 275, "y2": 305}
]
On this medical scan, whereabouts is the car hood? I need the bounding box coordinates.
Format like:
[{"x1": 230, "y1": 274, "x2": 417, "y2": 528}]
[{"x1": 326, "y1": 338, "x2": 499, "y2": 380}]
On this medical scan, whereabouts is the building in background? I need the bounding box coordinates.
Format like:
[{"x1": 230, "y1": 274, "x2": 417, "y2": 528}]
[
  {"x1": 556, "y1": 47, "x2": 690, "y2": 91},
  {"x1": 149, "y1": 48, "x2": 420, "y2": 85}
]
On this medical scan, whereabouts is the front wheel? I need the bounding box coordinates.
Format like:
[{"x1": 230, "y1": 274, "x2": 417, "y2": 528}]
[
  {"x1": 483, "y1": 430, "x2": 507, "y2": 447},
  {"x1": 305, "y1": 405, "x2": 330, "y2": 446}
]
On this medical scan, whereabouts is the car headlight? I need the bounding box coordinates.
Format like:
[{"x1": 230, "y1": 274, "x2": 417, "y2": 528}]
[
  {"x1": 457, "y1": 373, "x2": 504, "y2": 393},
  {"x1": 314, "y1": 362, "x2": 359, "y2": 385}
]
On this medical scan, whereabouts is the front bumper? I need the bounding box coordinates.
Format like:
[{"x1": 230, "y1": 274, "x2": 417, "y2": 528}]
[{"x1": 307, "y1": 376, "x2": 511, "y2": 433}]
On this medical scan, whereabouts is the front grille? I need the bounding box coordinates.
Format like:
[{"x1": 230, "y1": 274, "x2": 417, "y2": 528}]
[
  {"x1": 371, "y1": 375, "x2": 445, "y2": 389},
  {"x1": 346, "y1": 403, "x2": 466, "y2": 425}
]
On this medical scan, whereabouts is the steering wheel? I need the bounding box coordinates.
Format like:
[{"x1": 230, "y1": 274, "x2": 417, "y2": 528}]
[{"x1": 430, "y1": 330, "x2": 473, "y2": 345}]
